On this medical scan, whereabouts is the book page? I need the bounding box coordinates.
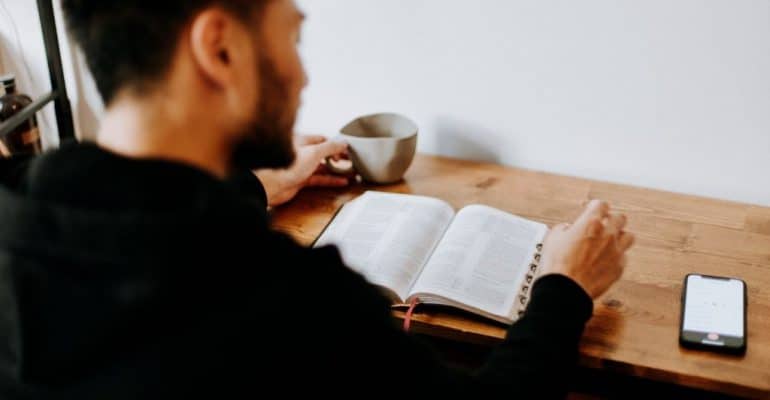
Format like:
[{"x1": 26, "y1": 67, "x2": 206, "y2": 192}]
[
  {"x1": 314, "y1": 191, "x2": 455, "y2": 301},
  {"x1": 409, "y1": 205, "x2": 548, "y2": 319}
]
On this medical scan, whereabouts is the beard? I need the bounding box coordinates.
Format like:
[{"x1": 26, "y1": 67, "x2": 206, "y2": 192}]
[{"x1": 231, "y1": 53, "x2": 297, "y2": 171}]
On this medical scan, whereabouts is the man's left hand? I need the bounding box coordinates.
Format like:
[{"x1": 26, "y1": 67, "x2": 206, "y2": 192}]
[{"x1": 255, "y1": 135, "x2": 350, "y2": 207}]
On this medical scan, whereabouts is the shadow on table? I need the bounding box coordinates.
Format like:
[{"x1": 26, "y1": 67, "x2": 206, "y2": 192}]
[{"x1": 416, "y1": 334, "x2": 748, "y2": 400}]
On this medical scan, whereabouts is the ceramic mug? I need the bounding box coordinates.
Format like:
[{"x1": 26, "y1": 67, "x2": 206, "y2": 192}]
[{"x1": 326, "y1": 113, "x2": 418, "y2": 184}]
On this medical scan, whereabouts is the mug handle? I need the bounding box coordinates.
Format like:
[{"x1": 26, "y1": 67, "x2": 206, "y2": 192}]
[
  {"x1": 324, "y1": 155, "x2": 356, "y2": 175},
  {"x1": 323, "y1": 136, "x2": 356, "y2": 175}
]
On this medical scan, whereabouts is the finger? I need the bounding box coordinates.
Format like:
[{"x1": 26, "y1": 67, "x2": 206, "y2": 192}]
[
  {"x1": 610, "y1": 254, "x2": 628, "y2": 282},
  {"x1": 552, "y1": 222, "x2": 571, "y2": 231},
  {"x1": 311, "y1": 140, "x2": 349, "y2": 159},
  {"x1": 330, "y1": 152, "x2": 350, "y2": 161},
  {"x1": 315, "y1": 162, "x2": 351, "y2": 175},
  {"x1": 603, "y1": 213, "x2": 627, "y2": 236},
  {"x1": 616, "y1": 231, "x2": 635, "y2": 252},
  {"x1": 585, "y1": 217, "x2": 605, "y2": 238},
  {"x1": 307, "y1": 174, "x2": 350, "y2": 187},
  {"x1": 618, "y1": 254, "x2": 628, "y2": 270},
  {"x1": 574, "y1": 200, "x2": 610, "y2": 235},
  {"x1": 296, "y1": 134, "x2": 327, "y2": 146}
]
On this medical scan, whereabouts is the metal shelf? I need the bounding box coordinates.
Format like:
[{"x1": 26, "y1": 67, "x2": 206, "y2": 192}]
[
  {"x1": 0, "y1": 91, "x2": 55, "y2": 137},
  {"x1": 0, "y1": 0, "x2": 75, "y2": 142}
]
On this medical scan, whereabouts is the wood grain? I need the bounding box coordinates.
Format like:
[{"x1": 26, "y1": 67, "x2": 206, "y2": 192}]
[
  {"x1": 746, "y1": 206, "x2": 770, "y2": 236},
  {"x1": 271, "y1": 154, "x2": 770, "y2": 399}
]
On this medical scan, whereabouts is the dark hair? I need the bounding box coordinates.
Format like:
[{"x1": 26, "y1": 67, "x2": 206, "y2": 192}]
[{"x1": 61, "y1": 1, "x2": 266, "y2": 105}]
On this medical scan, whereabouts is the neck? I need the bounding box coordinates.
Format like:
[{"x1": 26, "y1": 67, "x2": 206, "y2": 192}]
[{"x1": 96, "y1": 95, "x2": 231, "y2": 178}]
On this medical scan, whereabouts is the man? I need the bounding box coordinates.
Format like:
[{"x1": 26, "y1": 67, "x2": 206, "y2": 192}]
[{"x1": 0, "y1": 0, "x2": 633, "y2": 398}]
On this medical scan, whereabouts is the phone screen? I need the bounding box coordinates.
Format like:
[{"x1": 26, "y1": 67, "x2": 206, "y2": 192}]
[{"x1": 682, "y1": 275, "x2": 744, "y2": 339}]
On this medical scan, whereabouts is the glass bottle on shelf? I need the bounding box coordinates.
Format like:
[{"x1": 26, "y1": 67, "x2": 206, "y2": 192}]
[{"x1": 0, "y1": 74, "x2": 43, "y2": 157}]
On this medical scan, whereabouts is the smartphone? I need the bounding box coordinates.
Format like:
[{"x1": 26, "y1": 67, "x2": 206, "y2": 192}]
[{"x1": 680, "y1": 274, "x2": 747, "y2": 355}]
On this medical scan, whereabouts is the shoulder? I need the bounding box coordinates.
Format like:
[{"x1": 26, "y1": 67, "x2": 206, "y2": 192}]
[{"x1": 255, "y1": 230, "x2": 393, "y2": 308}]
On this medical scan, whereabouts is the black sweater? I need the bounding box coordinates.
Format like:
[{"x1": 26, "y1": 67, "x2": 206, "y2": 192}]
[{"x1": 0, "y1": 143, "x2": 593, "y2": 399}]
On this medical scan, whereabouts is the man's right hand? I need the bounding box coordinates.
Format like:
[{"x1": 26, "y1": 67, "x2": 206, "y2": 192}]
[{"x1": 539, "y1": 199, "x2": 635, "y2": 299}]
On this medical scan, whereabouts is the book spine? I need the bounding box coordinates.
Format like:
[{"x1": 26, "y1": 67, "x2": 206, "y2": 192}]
[{"x1": 516, "y1": 242, "x2": 544, "y2": 318}]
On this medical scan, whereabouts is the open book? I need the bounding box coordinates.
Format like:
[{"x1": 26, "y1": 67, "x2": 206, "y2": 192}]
[{"x1": 314, "y1": 191, "x2": 548, "y2": 324}]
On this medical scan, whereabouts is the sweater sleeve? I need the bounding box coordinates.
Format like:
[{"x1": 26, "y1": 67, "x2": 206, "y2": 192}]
[
  {"x1": 475, "y1": 274, "x2": 594, "y2": 398},
  {"x1": 294, "y1": 241, "x2": 593, "y2": 398},
  {"x1": 0, "y1": 155, "x2": 33, "y2": 189},
  {"x1": 224, "y1": 170, "x2": 268, "y2": 210}
]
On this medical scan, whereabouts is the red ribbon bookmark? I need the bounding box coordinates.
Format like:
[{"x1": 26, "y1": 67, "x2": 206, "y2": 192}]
[{"x1": 403, "y1": 297, "x2": 420, "y2": 332}]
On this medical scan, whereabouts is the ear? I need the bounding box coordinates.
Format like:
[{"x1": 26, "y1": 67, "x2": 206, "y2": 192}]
[
  {"x1": 189, "y1": 9, "x2": 237, "y2": 88},
  {"x1": 189, "y1": 8, "x2": 259, "y2": 125}
]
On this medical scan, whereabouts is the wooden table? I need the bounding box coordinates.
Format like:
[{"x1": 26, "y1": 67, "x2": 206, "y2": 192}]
[{"x1": 271, "y1": 154, "x2": 770, "y2": 399}]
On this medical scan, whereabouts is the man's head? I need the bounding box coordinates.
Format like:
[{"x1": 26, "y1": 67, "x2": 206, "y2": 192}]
[{"x1": 62, "y1": 0, "x2": 307, "y2": 170}]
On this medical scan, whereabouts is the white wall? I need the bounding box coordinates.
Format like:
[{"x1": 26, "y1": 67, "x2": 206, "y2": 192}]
[
  {"x1": 295, "y1": 0, "x2": 770, "y2": 206},
  {"x1": 2, "y1": 1, "x2": 768, "y2": 206}
]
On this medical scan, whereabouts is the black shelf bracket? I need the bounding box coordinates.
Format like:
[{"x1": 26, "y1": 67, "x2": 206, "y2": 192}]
[
  {"x1": 0, "y1": 0, "x2": 76, "y2": 142},
  {"x1": 37, "y1": 0, "x2": 75, "y2": 141},
  {"x1": 0, "y1": 91, "x2": 55, "y2": 137}
]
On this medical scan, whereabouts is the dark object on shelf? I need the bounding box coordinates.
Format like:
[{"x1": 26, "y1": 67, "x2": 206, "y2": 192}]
[
  {"x1": 0, "y1": 74, "x2": 43, "y2": 157},
  {"x1": 0, "y1": 0, "x2": 75, "y2": 144}
]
